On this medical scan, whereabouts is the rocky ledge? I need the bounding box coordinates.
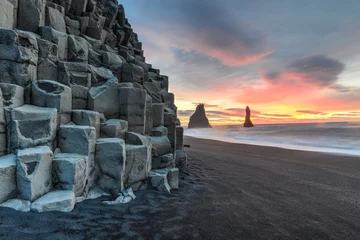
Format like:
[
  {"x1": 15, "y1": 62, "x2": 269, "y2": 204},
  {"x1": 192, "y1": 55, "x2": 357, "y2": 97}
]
[{"x1": 0, "y1": 0, "x2": 187, "y2": 213}]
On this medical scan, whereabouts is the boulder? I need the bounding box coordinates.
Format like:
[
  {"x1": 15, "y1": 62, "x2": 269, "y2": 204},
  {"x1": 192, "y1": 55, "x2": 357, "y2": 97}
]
[
  {"x1": 148, "y1": 170, "x2": 171, "y2": 193},
  {"x1": 88, "y1": 77, "x2": 119, "y2": 119},
  {"x1": 72, "y1": 110, "x2": 101, "y2": 138},
  {"x1": 188, "y1": 104, "x2": 212, "y2": 129},
  {"x1": 95, "y1": 138, "x2": 126, "y2": 194},
  {"x1": 119, "y1": 87, "x2": 146, "y2": 134},
  {"x1": 153, "y1": 168, "x2": 179, "y2": 189},
  {"x1": 103, "y1": 188, "x2": 136, "y2": 205},
  {"x1": 52, "y1": 153, "x2": 87, "y2": 197},
  {"x1": 243, "y1": 106, "x2": 254, "y2": 128},
  {"x1": 165, "y1": 168, "x2": 179, "y2": 189},
  {"x1": 9, "y1": 105, "x2": 58, "y2": 152},
  {"x1": 124, "y1": 144, "x2": 151, "y2": 189},
  {"x1": 101, "y1": 119, "x2": 128, "y2": 139},
  {"x1": 30, "y1": 190, "x2": 76, "y2": 212},
  {"x1": 0, "y1": 199, "x2": 31, "y2": 212},
  {"x1": 0, "y1": 154, "x2": 17, "y2": 203},
  {"x1": 16, "y1": 146, "x2": 53, "y2": 201}
]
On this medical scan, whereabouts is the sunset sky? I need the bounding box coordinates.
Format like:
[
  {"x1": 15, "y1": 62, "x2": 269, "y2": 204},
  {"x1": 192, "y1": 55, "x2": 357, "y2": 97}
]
[{"x1": 122, "y1": 0, "x2": 360, "y2": 125}]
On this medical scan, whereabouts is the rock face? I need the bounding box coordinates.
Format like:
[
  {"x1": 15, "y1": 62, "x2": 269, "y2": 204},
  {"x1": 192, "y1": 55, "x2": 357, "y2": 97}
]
[
  {"x1": 0, "y1": 0, "x2": 187, "y2": 213},
  {"x1": 188, "y1": 104, "x2": 212, "y2": 129},
  {"x1": 243, "y1": 106, "x2": 254, "y2": 128}
]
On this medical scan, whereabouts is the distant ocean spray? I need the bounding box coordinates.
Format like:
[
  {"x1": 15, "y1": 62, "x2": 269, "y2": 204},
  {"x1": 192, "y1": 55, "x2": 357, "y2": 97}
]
[{"x1": 184, "y1": 122, "x2": 360, "y2": 157}]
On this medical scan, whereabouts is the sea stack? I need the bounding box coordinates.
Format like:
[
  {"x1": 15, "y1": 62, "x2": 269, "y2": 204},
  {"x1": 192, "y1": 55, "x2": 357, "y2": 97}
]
[
  {"x1": 188, "y1": 104, "x2": 212, "y2": 129},
  {"x1": 243, "y1": 106, "x2": 254, "y2": 127}
]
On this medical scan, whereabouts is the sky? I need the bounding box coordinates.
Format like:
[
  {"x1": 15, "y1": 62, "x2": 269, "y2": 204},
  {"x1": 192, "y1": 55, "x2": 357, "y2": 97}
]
[{"x1": 122, "y1": 0, "x2": 360, "y2": 125}]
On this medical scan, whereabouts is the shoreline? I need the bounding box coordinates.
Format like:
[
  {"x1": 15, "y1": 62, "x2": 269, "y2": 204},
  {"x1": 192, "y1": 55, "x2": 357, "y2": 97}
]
[
  {"x1": 0, "y1": 137, "x2": 359, "y2": 239},
  {"x1": 184, "y1": 134, "x2": 360, "y2": 158}
]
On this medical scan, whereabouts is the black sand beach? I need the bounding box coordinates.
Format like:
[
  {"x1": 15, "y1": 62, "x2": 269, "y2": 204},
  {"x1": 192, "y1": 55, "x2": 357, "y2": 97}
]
[{"x1": 0, "y1": 136, "x2": 359, "y2": 240}]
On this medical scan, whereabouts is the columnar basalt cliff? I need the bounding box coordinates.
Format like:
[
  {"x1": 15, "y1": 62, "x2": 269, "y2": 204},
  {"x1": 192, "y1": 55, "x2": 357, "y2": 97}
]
[
  {"x1": 188, "y1": 104, "x2": 212, "y2": 129},
  {"x1": 243, "y1": 106, "x2": 254, "y2": 127},
  {"x1": 0, "y1": 0, "x2": 187, "y2": 212}
]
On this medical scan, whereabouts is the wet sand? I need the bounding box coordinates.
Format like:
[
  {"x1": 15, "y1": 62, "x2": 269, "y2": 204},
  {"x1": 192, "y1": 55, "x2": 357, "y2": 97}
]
[{"x1": 0, "y1": 136, "x2": 359, "y2": 240}]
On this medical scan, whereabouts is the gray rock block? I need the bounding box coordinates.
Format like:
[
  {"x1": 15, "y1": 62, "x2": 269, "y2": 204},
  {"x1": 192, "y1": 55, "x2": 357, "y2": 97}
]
[
  {"x1": 152, "y1": 126, "x2": 168, "y2": 137},
  {"x1": 88, "y1": 77, "x2": 119, "y2": 119},
  {"x1": 40, "y1": 26, "x2": 68, "y2": 61},
  {"x1": 0, "y1": 154, "x2": 17, "y2": 203},
  {"x1": 0, "y1": 198, "x2": 31, "y2": 212},
  {"x1": 70, "y1": 0, "x2": 88, "y2": 16},
  {"x1": 121, "y1": 63, "x2": 144, "y2": 83},
  {"x1": 68, "y1": 35, "x2": 89, "y2": 62},
  {"x1": 176, "y1": 126, "x2": 184, "y2": 150},
  {"x1": 9, "y1": 105, "x2": 58, "y2": 152},
  {"x1": 145, "y1": 94, "x2": 153, "y2": 135},
  {"x1": 58, "y1": 125, "x2": 96, "y2": 194},
  {"x1": 72, "y1": 110, "x2": 100, "y2": 138},
  {"x1": 30, "y1": 190, "x2": 75, "y2": 212},
  {"x1": 95, "y1": 138, "x2": 126, "y2": 194},
  {"x1": 31, "y1": 80, "x2": 72, "y2": 116},
  {"x1": 124, "y1": 144, "x2": 151, "y2": 189},
  {"x1": 119, "y1": 87, "x2": 146, "y2": 134},
  {"x1": 58, "y1": 62, "x2": 91, "y2": 108},
  {"x1": 175, "y1": 150, "x2": 188, "y2": 168},
  {"x1": 152, "y1": 153, "x2": 175, "y2": 170},
  {"x1": 0, "y1": 83, "x2": 24, "y2": 108},
  {"x1": 152, "y1": 103, "x2": 164, "y2": 127},
  {"x1": 125, "y1": 132, "x2": 151, "y2": 146},
  {"x1": 53, "y1": 153, "x2": 87, "y2": 197},
  {"x1": 101, "y1": 119, "x2": 128, "y2": 139},
  {"x1": 45, "y1": 4, "x2": 66, "y2": 33},
  {"x1": 0, "y1": 0, "x2": 15, "y2": 29},
  {"x1": 148, "y1": 170, "x2": 171, "y2": 193},
  {"x1": 16, "y1": 146, "x2": 53, "y2": 201},
  {"x1": 18, "y1": 0, "x2": 46, "y2": 33},
  {"x1": 151, "y1": 136, "x2": 172, "y2": 157}
]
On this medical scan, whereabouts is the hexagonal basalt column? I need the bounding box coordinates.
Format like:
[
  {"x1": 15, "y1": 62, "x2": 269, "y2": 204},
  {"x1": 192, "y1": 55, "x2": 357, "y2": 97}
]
[
  {"x1": 16, "y1": 146, "x2": 53, "y2": 201},
  {"x1": 119, "y1": 87, "x2": 146, "y2": 134}
]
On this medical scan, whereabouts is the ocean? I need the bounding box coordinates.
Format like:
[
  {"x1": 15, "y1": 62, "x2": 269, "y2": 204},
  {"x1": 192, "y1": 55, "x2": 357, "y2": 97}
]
[{"x1": 184, "y1": 122, "x2": 360, "y2": 157}]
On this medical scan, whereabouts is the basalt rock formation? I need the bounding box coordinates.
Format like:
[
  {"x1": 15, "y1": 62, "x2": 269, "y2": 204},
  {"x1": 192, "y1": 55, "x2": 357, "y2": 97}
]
[
  {"x1": 188, "y1": 104, "x2": 212, "y2": 129},
  {"x1": 243, "y1": 106, "x2": 254, "y2": 127},
  {"x1": 0, "y1": 0, "x2": 187, "y2": 213}
]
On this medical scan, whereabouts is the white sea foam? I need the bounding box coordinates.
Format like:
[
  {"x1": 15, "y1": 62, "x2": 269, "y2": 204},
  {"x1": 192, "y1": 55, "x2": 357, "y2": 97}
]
[{"x1": 184, "y1": 122, "x2": 360, "y2": 157}]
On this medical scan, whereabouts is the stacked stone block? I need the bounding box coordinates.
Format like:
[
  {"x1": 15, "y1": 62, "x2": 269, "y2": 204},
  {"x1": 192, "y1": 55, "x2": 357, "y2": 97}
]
[{"x1": 0, "y1": 0, "x2": 187, "y2": 213}]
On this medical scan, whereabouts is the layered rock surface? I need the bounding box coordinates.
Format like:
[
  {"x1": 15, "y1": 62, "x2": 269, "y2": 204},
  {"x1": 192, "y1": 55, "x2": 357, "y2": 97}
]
[{"x1": 0, "y1": 0, "x2": 187, "y2": 213}]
